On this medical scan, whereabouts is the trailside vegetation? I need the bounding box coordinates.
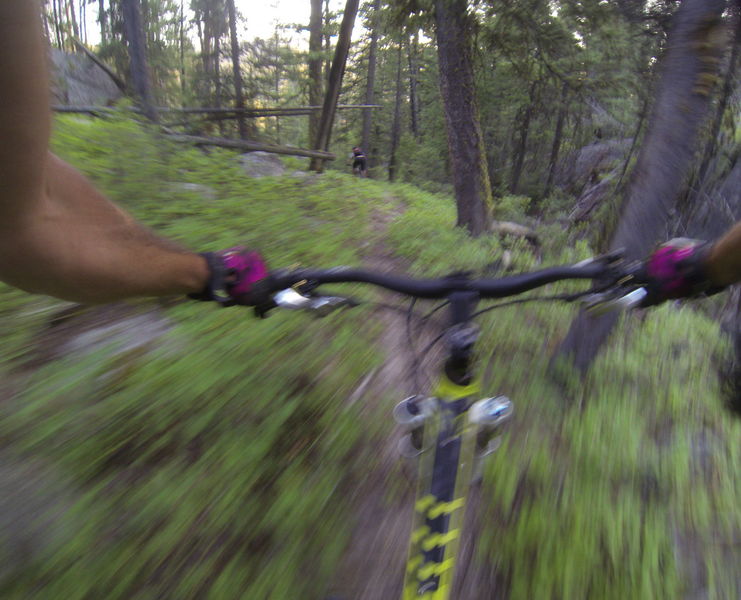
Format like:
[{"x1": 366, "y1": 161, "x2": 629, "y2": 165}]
[{"x1": 0, "y1": 114, "x2": 738, "y2": 599}]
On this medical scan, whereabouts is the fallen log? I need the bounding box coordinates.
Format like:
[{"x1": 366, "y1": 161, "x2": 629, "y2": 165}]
[
  {"x1": 52, "y1": 104, "x2": 380, "y2": 117},
  {"x1": 167, "y1": 134, "x2": 335, "y2": 160},
  {"x1": 490, "y1": 220, "x2": 539, "y2": 246}
]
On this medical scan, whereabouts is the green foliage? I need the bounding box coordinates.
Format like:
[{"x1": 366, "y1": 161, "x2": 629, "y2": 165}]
[{"x1": 495, "y1": 195, "x2": 531, "y2": 222}]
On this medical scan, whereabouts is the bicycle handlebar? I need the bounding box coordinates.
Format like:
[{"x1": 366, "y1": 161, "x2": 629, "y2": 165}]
[
  {"x1": 267, "y1": 260, "x2": 627, "y2": 300},
  {"x1": 254, "y1": 252, "x2": 650, "y2": 318}
]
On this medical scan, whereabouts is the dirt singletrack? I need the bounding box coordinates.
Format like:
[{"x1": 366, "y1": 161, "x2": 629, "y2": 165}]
[{"x1": 327, "y1": 203, "x2": 500, "y2": 600}]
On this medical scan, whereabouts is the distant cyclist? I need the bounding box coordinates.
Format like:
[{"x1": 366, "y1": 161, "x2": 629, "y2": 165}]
[{"x1": 351, "y1": 146, "x2": 368, "y2": 177}]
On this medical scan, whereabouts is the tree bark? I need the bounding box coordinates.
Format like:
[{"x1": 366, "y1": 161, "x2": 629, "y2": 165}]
[
  {"x1": 68, "y1": 0, "x2": 80, "y2": 42},
  {"x1": 554, "y1": 0, "x2": 730, "y2": 373},
  {"x1": 308, "y1": 0, "x2": 324, "y2": 148},
  {"x1": 99, "y1": 0, "x2": 106, "y2": 43},
  {"x1": 214, "y1": 34, "x2": 224, "y2": 136},
  {"x1": 310, "y1": 0, "x2": 360, "y2": 172},
  {"x1": 408, "y1": 30, "x2": 421, "y2": 139},
  {"x1": 434, "y1": 0, "x2": 492, "y2": 236},
  {"x1": 695, "y1": 7, "x2": 740, "y2": 188},
  {"x1": 389, "y1": 43, "x2": 404, "y2": 182},
  {"x1": 323, "y1": 0, "x2": 332, "y2": 83},
  {"x1": 80, "y1": 0, "x2": 86, "y2": 45},
  {"x1": 52, "y1": 0, "x2": 63, "y2": 49},
  {"x1": 121, "y1": 0, "x2": 157, "y2": 121},
  {"x1": 544, "y1": 81, "x2": 568, "y2": 198},
  {"x1": 226, "y1": 0, "x2": 247, "y2": 139},
  {"x1": 180, "y1": 0, "x2": 186, "y2": 102},
  {"x1": 510, "y1": 77, "x2": 538, "y2": 195},
  {"x1": 361, "y1": 0, "x2": 380, "y2": 155},
  {"x1": 41, "y1": 0, "x2": 52, "y2": 46}
]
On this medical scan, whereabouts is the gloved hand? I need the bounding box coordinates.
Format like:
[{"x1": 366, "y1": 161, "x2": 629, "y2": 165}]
[
  {"x1": 641, "y1": 238, "x2": 721, "y2": 306},
  {"x1": 189, "y1": 247, "x2": 268, "y2": 306}
]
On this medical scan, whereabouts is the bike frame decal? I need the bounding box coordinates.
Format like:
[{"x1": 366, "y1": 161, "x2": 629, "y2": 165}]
[{"x1": 402, "y1": 376, "x2": 480, "y2": 599}]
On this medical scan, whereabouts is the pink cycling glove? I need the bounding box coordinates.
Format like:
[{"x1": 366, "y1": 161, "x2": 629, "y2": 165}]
[
  {"x1": 642, "y1": 238, "x2": 720, "y2": 306},
  {"x1": 189, "y1": 247, "x2": 268, "y2": 306}
]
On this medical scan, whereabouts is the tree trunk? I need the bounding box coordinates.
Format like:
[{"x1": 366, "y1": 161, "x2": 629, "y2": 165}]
[
  {"x1": 214, "y1": 35, "x2": 224, "y2": 136},
  {"x1": 695, "y1": 8, "x2": 740, "y2": 188},
  {"x1": 389, "y1": 43, "x2": 403, "y2": 182},
  {"x1": 80, "y1": 0, "x2": 86, "y2": 45},
  {"x1": 41, "y1": 0, "x2": 52, "y2": 46},
  {"x1": 53, "y1": 0, "x2": 63, "y2": 48},
  {"x1": 408, "y1": 30, "x2": 421, "y2": 139},
  {"x1": 199, "y1": 5, "x2": 212, "y2": 106},
  {"x1": 310, "y1": 0, "x2": 360, "y2": 172},
  {"x1": 99, "y1": 0, "x2": 106, "y2": 43},
  {"x1": 180, "y1": 0, "x2": 186, "y2": 102},
  {"x1": 121, "y1": 0, "x2": 157, "y2": 121},
  {"x1": 323, "y1": 0, "x2": 331, "y2": 83},
  {"x1": 68, "y1": 0, "x2": 80, "y2": 42},
  {"x1": 434, "y1": 0, "x2": 492, "y2": 236},
  {"x1": 361, "y1": 0, "x2": 380, "y2": 155},
  {"x1": 544, "y1": 81, "x2": 568, "y2": 198},
  {"x1": 309, "y1": 0, "x2": 324, "y2": 148},
  {"x1": 510, "y1": 77, "x2": 538, "y2": 195},
  {"x1": 553, "y1": 0, "x2": 730, "y2": 374},
  {"x1": 226, "y1": 0, "x2": 247, "y2": 139}
]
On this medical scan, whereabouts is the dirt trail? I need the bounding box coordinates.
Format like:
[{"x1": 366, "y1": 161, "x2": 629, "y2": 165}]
[{"x1": 328, "y1": 203, "x2": 498, "y2": 600}]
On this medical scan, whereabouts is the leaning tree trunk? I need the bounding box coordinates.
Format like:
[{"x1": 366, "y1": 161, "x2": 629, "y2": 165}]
[
  {"x1": 434, "y1": 0, "x2": 492, "y2": 237},
  {"x1": 361, "y1": 0, "x2": 380, "y2": 155},
  {"x1": 553, "y1": 0, "x2": 730, "y2": 374},
  {"x1": 121, "y1": 0, "x2": 157, "y2": 121},
  {"x1": 309, "y1": 0, "x2": 360, "y2": 172},
  {"x1": 308, "y1": 0, "x2": 324, "y2": 148}
]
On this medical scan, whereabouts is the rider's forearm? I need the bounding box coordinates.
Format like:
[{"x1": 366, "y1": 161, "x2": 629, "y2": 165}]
[
  {"x1": 0, "y1": 154, "x2": 209, "y2": 303},
  {"x1": 706, "y1": 223, "x2": 741, "y2": 287}
]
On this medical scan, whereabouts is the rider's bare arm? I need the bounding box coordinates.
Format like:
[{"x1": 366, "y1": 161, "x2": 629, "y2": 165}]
[
  {"x1": 706, "y1": 222, "x2": 741, "y2": 287},
  {"x1": 0, "y1": 0, "x2": 208, "y2": 304}
]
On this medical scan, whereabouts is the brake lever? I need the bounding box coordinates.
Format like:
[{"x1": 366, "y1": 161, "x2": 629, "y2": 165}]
[
  {"x1": 582, "y1": 287, "x2": 648, "y2": 315},
  {"x1": 273, "y1": 288, "x2": 358, "y2": 317}
]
